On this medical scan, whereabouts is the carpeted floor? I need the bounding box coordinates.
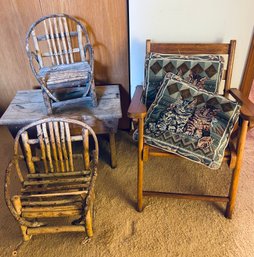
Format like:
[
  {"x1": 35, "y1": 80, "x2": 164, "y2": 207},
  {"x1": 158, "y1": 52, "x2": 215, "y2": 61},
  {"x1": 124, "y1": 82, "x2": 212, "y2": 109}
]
[{"x1": 0, "y1": 126, "x2": 254, "y2": 257}]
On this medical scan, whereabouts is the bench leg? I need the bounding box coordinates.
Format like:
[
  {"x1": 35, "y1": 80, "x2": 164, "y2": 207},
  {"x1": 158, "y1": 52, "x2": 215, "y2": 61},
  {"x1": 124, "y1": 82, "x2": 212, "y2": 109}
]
[
  {"x1": 109, "y1": 132, "x2": 117, "y2": 168},
  {"x1": 42, "y1": 90, "x2": 53, "y2": 115}
]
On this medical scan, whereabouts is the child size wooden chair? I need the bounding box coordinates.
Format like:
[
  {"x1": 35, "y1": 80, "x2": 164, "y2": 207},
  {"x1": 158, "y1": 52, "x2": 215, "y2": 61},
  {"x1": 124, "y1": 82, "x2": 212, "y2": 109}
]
[
  {"x1": 4, "y1": 118, "x2": 98, "y2": 251},
  {"x1": 128, "y1": 40, "x2": 254, "y2": 218},
  {"x1": 26, "y1": 14, "x2": 96, "y2": 114}
]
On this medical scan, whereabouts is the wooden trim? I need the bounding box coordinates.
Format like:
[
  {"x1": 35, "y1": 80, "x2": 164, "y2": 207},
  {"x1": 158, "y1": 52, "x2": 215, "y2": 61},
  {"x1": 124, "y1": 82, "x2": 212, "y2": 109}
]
[{"x1": 240, "y1": 33, "x2": 254, "y2": 96}]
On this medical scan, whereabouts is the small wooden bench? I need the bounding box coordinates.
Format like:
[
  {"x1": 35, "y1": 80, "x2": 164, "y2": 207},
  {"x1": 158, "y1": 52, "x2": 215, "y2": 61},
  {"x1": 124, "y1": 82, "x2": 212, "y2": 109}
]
[{"x1": 0, "y1": 85, "x2": 122, "y2": 168}]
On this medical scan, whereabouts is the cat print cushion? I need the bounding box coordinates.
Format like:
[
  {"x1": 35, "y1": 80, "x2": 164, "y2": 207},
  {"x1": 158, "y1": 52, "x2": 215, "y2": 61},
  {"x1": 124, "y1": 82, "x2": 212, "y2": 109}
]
[
  {"x1": 144, "y1": 53, "x2": 224, "y2": 108},
  {"x1": 144, "y1": 73, "x2": 240, "y2": 169}
]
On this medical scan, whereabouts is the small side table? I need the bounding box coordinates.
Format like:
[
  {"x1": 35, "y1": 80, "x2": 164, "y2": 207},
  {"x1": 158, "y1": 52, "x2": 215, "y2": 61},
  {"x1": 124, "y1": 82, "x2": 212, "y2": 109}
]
[{"x1": 0, "y1": 85, "x2": 122, "y2": 168}]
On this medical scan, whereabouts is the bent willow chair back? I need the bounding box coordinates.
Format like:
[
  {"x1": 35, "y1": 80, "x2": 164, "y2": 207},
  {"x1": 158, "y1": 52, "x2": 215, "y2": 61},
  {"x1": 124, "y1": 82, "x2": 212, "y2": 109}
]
[
  {"x1": 128, "y1": 40, "x2": 254, "y2": 218},
  {"x1": 26, "y1": 14, "x2": 96, "y2": 114},
  {"x1": 5, "y1": 118, "x2": 99, "y2": 246}
]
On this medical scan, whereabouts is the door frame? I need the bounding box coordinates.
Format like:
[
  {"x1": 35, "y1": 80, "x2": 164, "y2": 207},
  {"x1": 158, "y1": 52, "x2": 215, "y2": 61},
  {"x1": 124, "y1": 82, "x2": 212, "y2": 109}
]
[{"x1": 240, "y1": 33, "x2": 254, "y2": 96}]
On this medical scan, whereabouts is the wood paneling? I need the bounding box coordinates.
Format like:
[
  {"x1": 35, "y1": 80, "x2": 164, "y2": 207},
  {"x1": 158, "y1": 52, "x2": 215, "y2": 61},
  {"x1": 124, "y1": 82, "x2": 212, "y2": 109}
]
[{"x1": 0, "y1": 0, "x2": 129, "y2": 128}]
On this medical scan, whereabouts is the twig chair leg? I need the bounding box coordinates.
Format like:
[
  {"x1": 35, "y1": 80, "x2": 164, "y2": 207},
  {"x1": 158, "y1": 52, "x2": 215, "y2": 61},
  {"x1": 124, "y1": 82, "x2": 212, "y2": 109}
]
[
  {"x1": 12, "y1": 196, "x2": 32, "y2": 241},
  {"x1": 85, "y1": 209, "x2": 93, "y2": 237},
  {"x1": 20, "y1": 226, "x2": 32, "y2": 242}
]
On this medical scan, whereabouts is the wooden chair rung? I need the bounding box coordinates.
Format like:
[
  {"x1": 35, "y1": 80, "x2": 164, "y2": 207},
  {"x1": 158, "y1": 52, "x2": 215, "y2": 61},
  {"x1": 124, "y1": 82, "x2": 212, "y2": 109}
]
[
  {"x1": 26, "y1": 226, "x2": 85, "y2": 235},
  {"x1": 23, "y1": 177, "x2": 91, "y2": 186},
  {"x1": 27, "y1": 170, "x2": 90, "y2": 179},
  {"x1": 42, "y1": 48, "x2": 80, "y2": 57},
  {"x1": 21, "y1": 183, "x2": 90, "y2": 194},
  {"x1": 21, "y1": 198, "x2": 83, "y2": 207},
  {"x1": 143, "y1": 191, "x2": 229, "y2": 203},
  {"x1": 22, "y1": 210, "x2": 81, "y2": 218},
  {"x1": 37, "y1": 31, "x2": 78, "y2": 41}
]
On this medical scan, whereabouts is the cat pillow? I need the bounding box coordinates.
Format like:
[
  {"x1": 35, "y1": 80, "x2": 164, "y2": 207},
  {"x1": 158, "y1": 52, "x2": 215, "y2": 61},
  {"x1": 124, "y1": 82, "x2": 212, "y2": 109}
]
[
  {"x1": 144, "y1": 53, "x2": 224, "y2": 108},
  {"x1": 144, "y1": 73, "x2": 240, "y2": 169}
]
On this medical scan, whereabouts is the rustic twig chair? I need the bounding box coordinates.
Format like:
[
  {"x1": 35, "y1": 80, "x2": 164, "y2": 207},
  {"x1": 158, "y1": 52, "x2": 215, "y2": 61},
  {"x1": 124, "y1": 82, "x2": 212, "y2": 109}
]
[
  {"x1": 4, "y1": 118, "x2": 98, "y2": 250},
  {"x1": 128, "y1": 39, "x2": 254, "y2": 218},
  {"x1": 26, "y1": 14, "x2": 96, "y2": 114}
]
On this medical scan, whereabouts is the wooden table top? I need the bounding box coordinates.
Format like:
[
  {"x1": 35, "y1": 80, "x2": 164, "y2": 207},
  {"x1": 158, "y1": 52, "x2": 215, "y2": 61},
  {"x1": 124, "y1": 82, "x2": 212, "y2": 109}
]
[{"x1": 0, "y1": 85, "x2": 122, "y2": 126}]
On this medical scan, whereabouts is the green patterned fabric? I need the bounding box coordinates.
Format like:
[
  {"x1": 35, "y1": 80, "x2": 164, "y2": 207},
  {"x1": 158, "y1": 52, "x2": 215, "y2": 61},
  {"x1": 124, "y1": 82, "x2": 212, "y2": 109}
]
[
  {"x1": 144, "y1": 53, "x2": 224, "y2": 108},
  {"x1": 144, "y1": 73, "x2": 240, "y2": 169}
]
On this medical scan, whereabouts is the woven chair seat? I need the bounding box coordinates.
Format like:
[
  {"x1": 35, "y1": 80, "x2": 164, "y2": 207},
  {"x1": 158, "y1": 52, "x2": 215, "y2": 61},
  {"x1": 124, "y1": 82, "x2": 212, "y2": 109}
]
[
  {"x1": 38, "y1": 62, "x2": 91, "y2": 89},
  {"x1": 20, "y1": 171, "x2": 91, "y2": 218}
]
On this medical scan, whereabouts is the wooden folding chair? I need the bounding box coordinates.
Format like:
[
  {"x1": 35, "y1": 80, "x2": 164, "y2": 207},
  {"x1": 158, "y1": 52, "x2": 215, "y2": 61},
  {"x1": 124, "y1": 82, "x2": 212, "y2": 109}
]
[{"x1": 128, "y1": 40, "x2": 254, "y2": 218}]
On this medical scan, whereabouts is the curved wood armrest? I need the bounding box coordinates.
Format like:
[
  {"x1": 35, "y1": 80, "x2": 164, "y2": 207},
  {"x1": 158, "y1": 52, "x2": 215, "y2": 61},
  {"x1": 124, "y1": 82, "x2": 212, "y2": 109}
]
[
  {"x1": 4, "y1": 160, "x2": 45, "y2": 228},
  {"x1": 84, "y1": 43, "x2": 94, "y2": 71},
  {"x1": 29, "y1": 51, "x2": 40, "y2": 76},
  {"x1": 128, "y1": 86, "x2": 147, "y2": 119},
  {"x1": 229, "y1": 88, "x2": 254, "y2": 121}
]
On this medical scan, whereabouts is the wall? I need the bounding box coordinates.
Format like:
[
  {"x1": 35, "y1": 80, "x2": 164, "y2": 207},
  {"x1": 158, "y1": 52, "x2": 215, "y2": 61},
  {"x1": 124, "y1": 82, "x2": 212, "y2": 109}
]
[{"x1": 129, "y1": 0, "x2": 254, "y2": 95}]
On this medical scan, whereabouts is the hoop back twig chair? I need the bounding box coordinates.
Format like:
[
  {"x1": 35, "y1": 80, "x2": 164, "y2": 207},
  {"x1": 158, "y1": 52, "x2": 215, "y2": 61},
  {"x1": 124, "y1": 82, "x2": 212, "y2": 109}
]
[
  {"x1": 4, "y1": 118, "x2": 98, "y2": 246},
  {"x1": 26, "y1": 14, "x2": 96, "y2": 114},
  {"x1": 128, "y1": 39, "x2": 254, "y2": 218}
]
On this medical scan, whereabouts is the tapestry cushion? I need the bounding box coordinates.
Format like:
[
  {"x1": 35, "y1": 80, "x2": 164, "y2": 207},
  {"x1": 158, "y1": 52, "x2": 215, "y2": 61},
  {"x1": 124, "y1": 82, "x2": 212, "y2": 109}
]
[
  {"x1": 144, "y1": 53, "x2": 224, "y2": 108},
  {"x1": 144, "y1": 73, "x2": 240, "y2": 169}
]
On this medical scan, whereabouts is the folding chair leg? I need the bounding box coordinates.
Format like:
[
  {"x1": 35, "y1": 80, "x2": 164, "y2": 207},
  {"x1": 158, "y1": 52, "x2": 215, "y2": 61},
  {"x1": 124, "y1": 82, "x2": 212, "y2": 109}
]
[
  {"x1": 137, "y1": 117, "x2": 145, "y2": 212},
  {"x1": 226, "y1": 119, "x2": 249, "y2": 218}
]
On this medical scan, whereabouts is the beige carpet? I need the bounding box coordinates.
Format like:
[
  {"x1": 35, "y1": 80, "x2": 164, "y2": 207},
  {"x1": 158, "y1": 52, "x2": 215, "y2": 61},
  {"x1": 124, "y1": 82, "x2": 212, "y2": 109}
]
[{"x1": 0, "y1": 127, "x2": 254, "y2": 257}]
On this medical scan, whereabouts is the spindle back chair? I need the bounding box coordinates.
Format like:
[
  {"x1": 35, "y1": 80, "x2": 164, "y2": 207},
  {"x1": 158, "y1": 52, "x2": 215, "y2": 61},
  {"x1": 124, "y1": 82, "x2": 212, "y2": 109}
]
[
  {"x1": 26, "y1": 14, "x2": 96, "y2": 114},
  {"x1": 5, "y1": 118, "x2": 98, "y2": 244},
  {"x1": 128, "y1": 40, "x2": 254, "y2": 218}
]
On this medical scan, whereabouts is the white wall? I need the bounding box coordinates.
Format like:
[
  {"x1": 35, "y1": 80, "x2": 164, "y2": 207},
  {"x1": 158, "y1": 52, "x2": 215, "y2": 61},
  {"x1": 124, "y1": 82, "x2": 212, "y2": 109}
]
[{"x1": 129, "y1": 0, "x2": 254, "y2": 95}]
